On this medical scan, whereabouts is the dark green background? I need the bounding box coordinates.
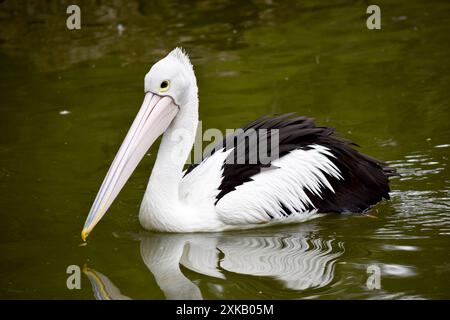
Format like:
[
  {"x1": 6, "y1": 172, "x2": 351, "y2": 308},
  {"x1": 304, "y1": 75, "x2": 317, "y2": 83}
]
[{"x1": 0, "y1": 0, "x2": 449, "y2": 299}]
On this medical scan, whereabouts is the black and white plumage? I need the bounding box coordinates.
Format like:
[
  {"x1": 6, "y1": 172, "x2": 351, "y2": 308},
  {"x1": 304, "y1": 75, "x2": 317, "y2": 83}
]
[
  {"x1": 183, "y1": 113, "x2": 395, "y2": 226},
  {"x1": 82, "y1": 48, "x2": 395, "y2": 239}
]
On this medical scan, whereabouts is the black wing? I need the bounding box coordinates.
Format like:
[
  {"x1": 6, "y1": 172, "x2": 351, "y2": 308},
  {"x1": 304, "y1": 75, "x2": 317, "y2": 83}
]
[{"x1": 185, "y1": 113, "x2": 396, "y2": 213}]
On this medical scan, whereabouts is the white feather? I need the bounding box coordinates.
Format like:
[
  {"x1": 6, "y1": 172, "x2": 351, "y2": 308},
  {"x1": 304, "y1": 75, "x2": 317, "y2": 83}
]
[
  {"x1": 215, "y1": 144, "x2": 343, "y2": 226},
  {"x1": 179, "y1": 148, "x2": 232, "y2": 204}
]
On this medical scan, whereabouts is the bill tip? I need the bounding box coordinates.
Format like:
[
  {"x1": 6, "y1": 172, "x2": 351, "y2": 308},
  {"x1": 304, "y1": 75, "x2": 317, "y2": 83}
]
[{"x1": 81, "y1": 229, "x2": 89, "y2": 242}]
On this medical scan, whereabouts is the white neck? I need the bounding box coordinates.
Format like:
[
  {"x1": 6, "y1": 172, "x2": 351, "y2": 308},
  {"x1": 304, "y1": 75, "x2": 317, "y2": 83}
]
[
  {"x1": 139, "y1": 89, "x2": 199, "y2": 231},
  {"x1": 149, "y1": 96, "x2": 198, "y2": 196}
]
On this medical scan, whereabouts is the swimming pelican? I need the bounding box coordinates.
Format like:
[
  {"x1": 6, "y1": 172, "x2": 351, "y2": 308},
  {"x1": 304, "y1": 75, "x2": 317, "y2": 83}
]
[{"x1": 81, "y1": 48, "x2": 395, "y2": 240}]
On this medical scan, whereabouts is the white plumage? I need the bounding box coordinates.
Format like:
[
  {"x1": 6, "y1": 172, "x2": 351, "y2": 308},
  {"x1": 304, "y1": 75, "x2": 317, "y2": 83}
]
[{"x1": 216, "y1": 145, "x2": 343, "y2": 225}]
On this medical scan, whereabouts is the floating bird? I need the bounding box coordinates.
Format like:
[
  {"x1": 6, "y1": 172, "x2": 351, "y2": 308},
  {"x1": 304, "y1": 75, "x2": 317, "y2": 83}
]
[{"x1": 81, "y1": 48, "x2": 395, "y2": 240}]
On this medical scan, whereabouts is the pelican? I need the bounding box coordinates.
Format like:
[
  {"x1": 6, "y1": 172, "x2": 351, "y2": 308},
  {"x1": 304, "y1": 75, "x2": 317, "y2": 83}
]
[{"x1": 81, "y1": 48, "x2": 395, "y2": 240}]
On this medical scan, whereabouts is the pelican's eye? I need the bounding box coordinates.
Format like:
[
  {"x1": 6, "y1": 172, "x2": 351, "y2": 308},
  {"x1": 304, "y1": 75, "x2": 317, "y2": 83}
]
[{"x1": 159, "y1": 80, "x2": 170, "y2": 92}]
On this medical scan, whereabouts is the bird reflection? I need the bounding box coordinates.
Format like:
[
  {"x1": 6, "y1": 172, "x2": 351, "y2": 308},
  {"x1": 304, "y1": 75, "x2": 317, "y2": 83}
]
[
  {"x1": 83, "y1": 266, "x2": 131, "y2": 300},
  {"x1": 84, "y1": 224, "x2": 344, "y2": 299}
]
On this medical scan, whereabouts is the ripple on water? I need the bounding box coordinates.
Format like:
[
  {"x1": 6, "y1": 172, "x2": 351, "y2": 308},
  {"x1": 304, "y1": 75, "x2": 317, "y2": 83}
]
[
  {"x1": 434, "y1": 144, "x2": 450, "y2": 148},
  {"x1": 381, "y1": 264, "x2": 417, "y2": 277},
  {"x1": 390, "y1": 190, "x2": 450, "y2": 224},
  {"x1": 388, "y1": 149, "x2": 447, "y2": 181},
  {"x1": 382, "y1": 147, "x2": 450, "y2": 239},
  {"x1": 382, "y1": 244, "x2": 420, "y2": 251}
]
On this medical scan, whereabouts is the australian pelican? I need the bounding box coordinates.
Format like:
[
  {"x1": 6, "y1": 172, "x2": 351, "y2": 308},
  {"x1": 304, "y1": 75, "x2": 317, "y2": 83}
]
[{"x1": 81, "y1": 48, "x2": 395, "y2": 240}]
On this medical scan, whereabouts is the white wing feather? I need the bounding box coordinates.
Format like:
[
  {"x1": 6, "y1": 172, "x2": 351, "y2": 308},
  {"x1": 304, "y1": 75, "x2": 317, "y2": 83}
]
[{"x1": 215, "y1": 145, "x2": 343, "y2": 225}]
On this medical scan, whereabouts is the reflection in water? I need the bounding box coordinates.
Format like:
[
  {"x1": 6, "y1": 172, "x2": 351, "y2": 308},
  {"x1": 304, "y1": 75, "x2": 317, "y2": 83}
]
[
  {"x1": 83, "y1": 266, "x2": 131, "y2": 300},
  {"x1": 85, "y1": 224, "x2": 344, "y2": 299}
]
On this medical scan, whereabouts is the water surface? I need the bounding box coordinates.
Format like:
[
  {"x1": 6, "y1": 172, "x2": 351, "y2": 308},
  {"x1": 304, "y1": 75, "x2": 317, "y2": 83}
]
[{"x1": 0, "y1": 0, "x2": 449, "y2": 299}]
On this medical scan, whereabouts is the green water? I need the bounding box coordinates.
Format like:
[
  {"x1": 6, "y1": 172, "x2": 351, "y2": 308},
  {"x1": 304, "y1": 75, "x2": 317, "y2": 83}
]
[{"x1": 1, "y1": 0, "x2": 449, "y2": 299}]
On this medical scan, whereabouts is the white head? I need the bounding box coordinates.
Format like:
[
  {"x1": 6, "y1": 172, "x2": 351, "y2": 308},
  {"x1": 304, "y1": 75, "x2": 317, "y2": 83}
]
[
  {"x1": 81, "y1": 48, "x2": 198, "y2": 241},
  {"x1": 144, "y1": 48, "x2": 197, "y2": 107}
]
